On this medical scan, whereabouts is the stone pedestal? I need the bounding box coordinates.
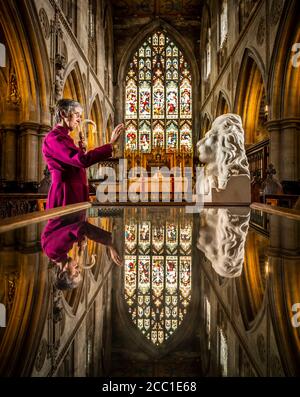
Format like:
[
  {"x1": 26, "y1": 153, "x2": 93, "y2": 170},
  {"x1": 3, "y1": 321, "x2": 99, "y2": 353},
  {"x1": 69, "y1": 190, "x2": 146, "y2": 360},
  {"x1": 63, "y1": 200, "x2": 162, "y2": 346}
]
[{"x1": 208, "y1": 175, "x2": 251, "y2": 204}]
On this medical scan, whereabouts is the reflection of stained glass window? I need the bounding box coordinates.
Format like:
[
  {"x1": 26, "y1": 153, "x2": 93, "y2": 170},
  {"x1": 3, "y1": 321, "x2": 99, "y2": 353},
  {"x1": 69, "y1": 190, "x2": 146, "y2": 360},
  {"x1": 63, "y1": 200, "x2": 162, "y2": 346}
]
[
  {"x1": 124, "y1": 211, "x2": 193, "y2": 346},
  {"x1": 125, "y1": 31, "x2": 192, "y2": 152}
]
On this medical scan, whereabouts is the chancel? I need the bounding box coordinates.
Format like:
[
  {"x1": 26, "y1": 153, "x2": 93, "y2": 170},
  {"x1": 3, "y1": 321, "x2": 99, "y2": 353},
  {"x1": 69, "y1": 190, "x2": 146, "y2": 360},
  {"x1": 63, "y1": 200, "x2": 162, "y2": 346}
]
[{"x1": 0, "y1": 0, "x2": 300, "y2": 380}]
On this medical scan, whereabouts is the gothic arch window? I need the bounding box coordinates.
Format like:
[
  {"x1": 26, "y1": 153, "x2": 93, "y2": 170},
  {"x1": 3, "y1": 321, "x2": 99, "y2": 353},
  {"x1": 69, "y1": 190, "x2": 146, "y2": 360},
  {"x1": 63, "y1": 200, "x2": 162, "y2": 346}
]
[
  {"x1": 88, "y1": 0, "x2": 97, "y2": 72},
  {"x1": 205, "y1": 27, "x2": 211, "y2": 80},
  {"x1": 124, "y1": 209, "x2": 193, "y2": 346},
  {"x1": 125, "y1": 30, "x2": 193, "y2": 154}
]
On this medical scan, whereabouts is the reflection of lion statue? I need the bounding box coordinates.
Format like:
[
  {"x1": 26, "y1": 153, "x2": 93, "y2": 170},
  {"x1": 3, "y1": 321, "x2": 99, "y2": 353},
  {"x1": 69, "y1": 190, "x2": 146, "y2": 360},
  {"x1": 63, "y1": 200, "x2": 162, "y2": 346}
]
[
  {"x1": 197, "y1": 114, "x2": 250, "y2": 201},
  {"x1": 197, "y1": 208, "x2": 250, "y2": 278}
]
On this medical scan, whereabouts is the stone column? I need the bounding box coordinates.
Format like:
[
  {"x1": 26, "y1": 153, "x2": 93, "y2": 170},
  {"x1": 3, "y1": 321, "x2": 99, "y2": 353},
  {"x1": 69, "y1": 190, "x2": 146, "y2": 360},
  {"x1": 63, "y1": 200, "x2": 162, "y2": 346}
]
[
  {"x1": 19, "y1": 122, "x2": 40, "y2": 183},
  {"x1": 38, "y1": 125, "x2": 51, "y2": 181},
  {"x1": 1, "y1": 125, "x2": 17, "y2": 182},
  {"x1": 280, "y1": 119, "x2": 300, "y2": 181},
  {"x1": 266, "y1": 118, "x2": 300, "y2": 181}
]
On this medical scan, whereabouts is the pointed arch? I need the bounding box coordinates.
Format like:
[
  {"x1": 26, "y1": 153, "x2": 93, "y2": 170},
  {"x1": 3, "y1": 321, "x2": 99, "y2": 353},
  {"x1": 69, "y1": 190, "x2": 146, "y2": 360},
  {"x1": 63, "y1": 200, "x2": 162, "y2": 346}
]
[
  {"x1": 0, "y1": 1, "x2": 51, "y2": 123},
  {"x1": 118, "y1": 19, "x2": 199, "y2": 87},
  {"x1": 63, "y1": 61, "x2": 86, "y2": 108},
  {"x1": 235, "y1": 229, "x2": 268, "y2": 331},
  {"x1": 105, "y1": 114, "x2": 113, "y2": 144},
  {"x1": 0, "y1": 253, "x2": 50, "y2": 376},
  {"x1": 103, "y1": 3, "x2": 114, "y2": 96},
  {"x1": 89, "y1": 94, "x2": 103, "y2": 147},
  {"x1": 268, "y1": 1, "x2": 300, "y2": 119},
  {"x1": 234, "y1": 48, "x2": 268, "y2": 144},
  {"x1": 216, "y1": 90, "x2": 230, "y2": 117},
  {"x1": 201, "y1": 112, "x2": 212, "y2": 139},
  {"x1": 117, "y1": 19, "x2": 200, "y2": 147},
  {"x1": 200, "y1": 3, "x2": 212, "y2": 82},
  {"x1": 63, "y1": 62, "x2": 86, "y2": 144}
]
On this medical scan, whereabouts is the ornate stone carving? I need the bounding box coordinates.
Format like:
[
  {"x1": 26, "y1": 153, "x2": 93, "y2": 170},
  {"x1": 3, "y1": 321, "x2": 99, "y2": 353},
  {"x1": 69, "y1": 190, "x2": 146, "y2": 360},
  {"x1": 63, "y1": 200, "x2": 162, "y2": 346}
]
[
  {"x1": 35, "y1": 338, "x2": 48, "y2": 372},
  {"x1": 39, "y1": 8, "x2": 50, "y2": 39},
  {"x1": 54, "y1": 54, "x2": 66, "y2": 102},
  {"x1": 7, "y1": 73, "x2": 21, "y2": 106},
  {"x1": 270, "y1": 0, "x2": 283, "y2": 26},
  {"x1": 197, "y1": 207, "x2": 250, "y2": 278},
  {"x1": 196, "y1": 114, "x2": 250, "y2": 202},
  {"x1": 257, "y1": 334, "x2": 266, "y2": 363},
  {"x1": 256, "y1": 18, "x2": 265, "y2": 46}
]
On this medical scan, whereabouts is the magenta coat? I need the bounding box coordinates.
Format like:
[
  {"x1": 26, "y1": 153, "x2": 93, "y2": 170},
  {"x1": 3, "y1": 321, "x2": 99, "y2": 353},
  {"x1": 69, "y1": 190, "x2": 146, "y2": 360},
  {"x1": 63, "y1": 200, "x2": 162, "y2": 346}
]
[
  {"x1": 41, "y1": 212, "x2": 113, "y2": 262},
  {"x1": 42, "y1": 125, "x2": 112, "y2": 209}
]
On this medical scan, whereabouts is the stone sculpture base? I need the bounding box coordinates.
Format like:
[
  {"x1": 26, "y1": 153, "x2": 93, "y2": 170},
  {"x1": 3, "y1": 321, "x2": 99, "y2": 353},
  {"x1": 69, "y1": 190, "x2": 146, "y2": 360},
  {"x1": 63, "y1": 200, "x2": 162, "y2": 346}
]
[{"x1": 204, "y1": 175, "x2": 251, "y2": 204}]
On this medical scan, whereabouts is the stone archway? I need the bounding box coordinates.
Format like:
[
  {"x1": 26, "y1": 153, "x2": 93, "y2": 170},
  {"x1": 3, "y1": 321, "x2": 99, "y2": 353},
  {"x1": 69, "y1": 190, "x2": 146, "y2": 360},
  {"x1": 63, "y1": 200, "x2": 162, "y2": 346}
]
[
  {"x1": 0, "y1": 2, "x2": 51, "y2": 188},
  {"x1": 267, "y1": 0, "x2": 300, "y2": 182},
  {"x1": 216, "y1": 90, "x2": 230, "y2": 117},
  {"x1": 63, "y1": 62, "x2": 86, "y2": 144},
  {"x1": 234, "y1": 49, "x2": 269, "y2": 145},
  {"x1": 89, "y1": 94, "x2": 103, "y2": 148}
]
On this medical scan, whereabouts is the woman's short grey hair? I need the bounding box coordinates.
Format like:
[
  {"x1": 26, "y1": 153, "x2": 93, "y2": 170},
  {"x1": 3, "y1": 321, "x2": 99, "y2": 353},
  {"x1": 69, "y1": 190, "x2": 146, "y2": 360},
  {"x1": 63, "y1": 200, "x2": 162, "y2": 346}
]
[{"x1": 54, "y1": 98, "x2": 82, "y2": 124}]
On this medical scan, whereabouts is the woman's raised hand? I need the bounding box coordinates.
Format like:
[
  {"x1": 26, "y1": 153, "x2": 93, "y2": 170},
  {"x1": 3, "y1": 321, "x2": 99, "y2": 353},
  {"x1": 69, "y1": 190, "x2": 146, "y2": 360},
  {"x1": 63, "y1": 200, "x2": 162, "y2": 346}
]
[{"x1": 110, "y1": 123, "x2": 124, "y2": 145}]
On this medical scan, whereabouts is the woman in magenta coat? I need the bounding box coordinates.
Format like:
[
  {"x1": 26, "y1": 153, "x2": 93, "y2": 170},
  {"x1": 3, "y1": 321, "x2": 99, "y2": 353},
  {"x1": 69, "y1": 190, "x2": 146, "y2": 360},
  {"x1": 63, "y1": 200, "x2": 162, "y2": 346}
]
[
  {"x1": 42, "y1": 99, "x2": 123, "y2": 209},
  {"x1": 41, "y1": 211, "x2": 122, "y2": 289}
]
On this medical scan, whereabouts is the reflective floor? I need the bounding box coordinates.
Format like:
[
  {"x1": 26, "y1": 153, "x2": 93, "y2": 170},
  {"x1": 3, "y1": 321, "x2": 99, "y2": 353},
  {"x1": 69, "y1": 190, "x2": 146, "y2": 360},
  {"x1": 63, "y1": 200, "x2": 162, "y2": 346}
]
[{"x1": 0, "y1": 206, "x2": 299, "y2": 377}]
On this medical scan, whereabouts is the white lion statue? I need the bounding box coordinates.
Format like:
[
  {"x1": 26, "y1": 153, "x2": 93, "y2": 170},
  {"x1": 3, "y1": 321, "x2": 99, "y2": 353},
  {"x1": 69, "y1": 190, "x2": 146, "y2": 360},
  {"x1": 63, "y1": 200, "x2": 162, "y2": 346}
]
[
  {"x1": 197, "y1": 208, "x2": 250, "y2": 278},
  {"x1": 196, "y1": 113, "x2": 250, "y2": 203}
]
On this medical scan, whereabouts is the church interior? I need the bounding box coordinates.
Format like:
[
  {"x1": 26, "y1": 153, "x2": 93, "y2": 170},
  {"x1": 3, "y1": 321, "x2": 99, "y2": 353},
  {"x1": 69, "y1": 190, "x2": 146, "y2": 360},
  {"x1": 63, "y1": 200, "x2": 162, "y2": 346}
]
[{"x1": 0, "y1": 0, "x2": 299, "y2": 378}]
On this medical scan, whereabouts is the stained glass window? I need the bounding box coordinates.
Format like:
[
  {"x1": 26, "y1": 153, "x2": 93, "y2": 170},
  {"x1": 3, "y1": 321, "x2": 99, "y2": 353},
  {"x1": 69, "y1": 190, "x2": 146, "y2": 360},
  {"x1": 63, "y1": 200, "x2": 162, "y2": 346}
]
[
  {"x1": 124, "y1": 210, "x2": 193, "y2": 346},
  {"x1": 125, "y1": 31, "x2": 192, "y2": 153}
]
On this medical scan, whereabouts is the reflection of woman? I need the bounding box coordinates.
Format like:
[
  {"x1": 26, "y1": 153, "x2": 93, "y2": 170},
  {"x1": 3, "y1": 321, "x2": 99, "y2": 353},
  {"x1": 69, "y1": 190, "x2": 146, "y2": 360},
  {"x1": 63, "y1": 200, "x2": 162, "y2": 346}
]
[
  {"x1": 42, "y1": 99, "x2": 124, "y2": 209},
  {"x1": 41, "y1": 211, "x2": 122, "y2": 290}
]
